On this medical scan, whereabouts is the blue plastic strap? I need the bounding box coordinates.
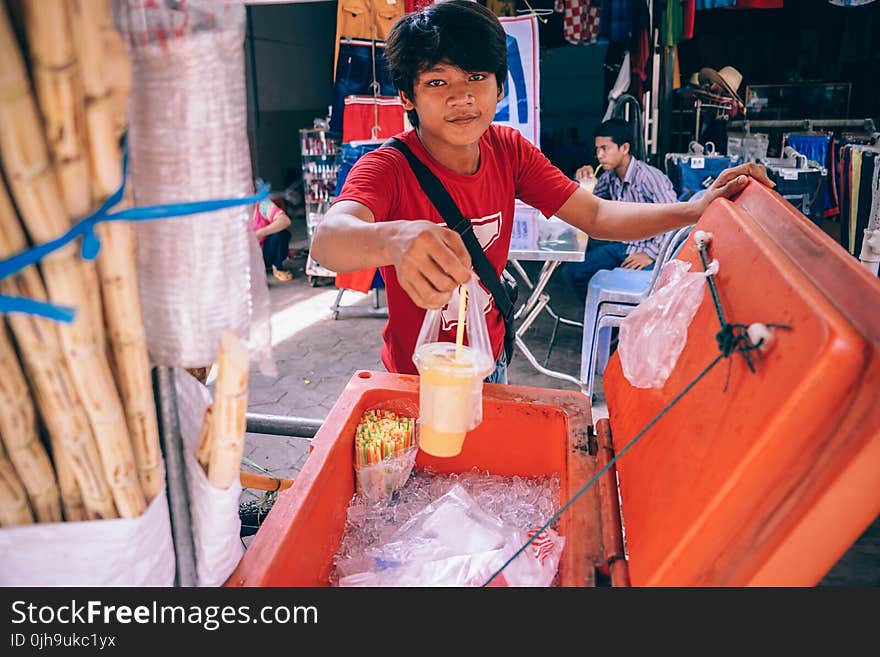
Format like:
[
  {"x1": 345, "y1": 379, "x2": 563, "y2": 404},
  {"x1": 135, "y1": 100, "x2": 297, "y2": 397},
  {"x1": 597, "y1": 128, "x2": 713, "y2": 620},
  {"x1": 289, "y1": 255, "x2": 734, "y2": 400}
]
[
  {"x1": 0, "y1": 138, "x2": 270, "y2": 321},
  {"x1": 0, "y1": 294, "x2": 76, "y2": 323}
]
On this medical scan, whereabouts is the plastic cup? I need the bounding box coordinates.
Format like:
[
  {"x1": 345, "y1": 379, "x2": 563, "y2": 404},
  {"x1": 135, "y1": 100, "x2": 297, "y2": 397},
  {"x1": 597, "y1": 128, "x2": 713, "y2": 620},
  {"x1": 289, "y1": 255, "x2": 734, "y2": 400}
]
[
  {"x1": 414, "y1": 342, "x2": 491, "y2": 458},
  {"x1": 578, "y1": 177, "x2": 597, "y2": 193}
]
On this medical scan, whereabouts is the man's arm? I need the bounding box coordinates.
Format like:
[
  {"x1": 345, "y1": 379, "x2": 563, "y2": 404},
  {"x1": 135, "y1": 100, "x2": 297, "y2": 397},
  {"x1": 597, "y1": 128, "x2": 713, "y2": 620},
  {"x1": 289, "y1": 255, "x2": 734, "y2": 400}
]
[
  {"x1": 310, "y1": 200, "x2": 472, "y2": 309},
  {"x1": 618, "y1": 167, "x2": 679, "y2": 268},
  {"x1": 554, "y1": 163, "x2": 774, "y2": 241}
]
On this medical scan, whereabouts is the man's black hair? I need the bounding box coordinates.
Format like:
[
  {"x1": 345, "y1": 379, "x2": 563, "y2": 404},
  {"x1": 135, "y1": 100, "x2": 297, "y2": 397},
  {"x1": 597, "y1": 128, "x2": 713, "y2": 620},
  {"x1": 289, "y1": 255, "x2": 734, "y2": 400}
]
[
  {"x1": 385, "y1": 0, "x2": 507, "y2": 128},
  {"x1": 594, "y1": 118, "x2": 633, "y2": 149}
]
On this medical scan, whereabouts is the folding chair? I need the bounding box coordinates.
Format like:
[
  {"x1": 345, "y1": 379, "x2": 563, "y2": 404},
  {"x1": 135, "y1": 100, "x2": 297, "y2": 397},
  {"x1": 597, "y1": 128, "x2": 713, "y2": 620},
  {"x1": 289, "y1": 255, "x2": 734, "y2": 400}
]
[{"x1": 579, "y1": 225, "x2": 693, "y2": 400}]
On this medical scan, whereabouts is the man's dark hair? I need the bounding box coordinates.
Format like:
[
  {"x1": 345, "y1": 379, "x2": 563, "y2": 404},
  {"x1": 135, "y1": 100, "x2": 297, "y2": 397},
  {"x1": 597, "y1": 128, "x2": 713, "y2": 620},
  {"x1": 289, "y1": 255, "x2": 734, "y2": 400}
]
[
  {"x1": 594, "y1": 118, "x2": 633, "y2": 149},
  {"x1": 385, "y1": 0, "x2": 507, "y2": 128}
]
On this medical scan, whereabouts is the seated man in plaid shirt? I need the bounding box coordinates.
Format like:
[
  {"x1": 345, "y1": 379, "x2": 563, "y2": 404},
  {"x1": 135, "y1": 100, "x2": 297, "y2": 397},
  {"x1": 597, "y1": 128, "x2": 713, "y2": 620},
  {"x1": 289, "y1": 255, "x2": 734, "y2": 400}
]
[{"x1": 562, "y1": 118, "x2": 678, "y2": 302}]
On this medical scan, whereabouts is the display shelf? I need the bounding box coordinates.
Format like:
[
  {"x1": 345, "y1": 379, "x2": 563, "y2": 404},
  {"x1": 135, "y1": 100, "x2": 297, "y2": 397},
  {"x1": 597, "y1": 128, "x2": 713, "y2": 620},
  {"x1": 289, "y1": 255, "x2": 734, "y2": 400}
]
[{"x1": 299, "y1": 127, "x2": 340, "y2": 284}]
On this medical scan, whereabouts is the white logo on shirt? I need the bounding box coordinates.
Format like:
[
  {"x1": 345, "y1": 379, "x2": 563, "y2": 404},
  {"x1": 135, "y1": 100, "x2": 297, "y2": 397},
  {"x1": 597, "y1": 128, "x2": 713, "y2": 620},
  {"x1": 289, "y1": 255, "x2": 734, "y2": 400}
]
[{"x1": 439, "y1": 211, "x2": 502, "y2": 332}]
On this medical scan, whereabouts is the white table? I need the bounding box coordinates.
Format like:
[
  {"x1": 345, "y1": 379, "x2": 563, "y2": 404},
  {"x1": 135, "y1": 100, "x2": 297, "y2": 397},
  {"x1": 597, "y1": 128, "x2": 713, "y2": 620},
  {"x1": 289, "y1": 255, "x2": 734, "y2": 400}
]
[{"x1": 508, "y1": 203, "x2": 587, "y2": 386}]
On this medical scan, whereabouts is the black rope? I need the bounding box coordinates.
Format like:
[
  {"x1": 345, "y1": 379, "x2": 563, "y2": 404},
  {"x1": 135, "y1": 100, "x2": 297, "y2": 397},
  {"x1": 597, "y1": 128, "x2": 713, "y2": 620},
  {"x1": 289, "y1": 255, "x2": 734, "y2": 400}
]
[{"x1": 481, "y1": 239, "x2": 791, "y2": 587}]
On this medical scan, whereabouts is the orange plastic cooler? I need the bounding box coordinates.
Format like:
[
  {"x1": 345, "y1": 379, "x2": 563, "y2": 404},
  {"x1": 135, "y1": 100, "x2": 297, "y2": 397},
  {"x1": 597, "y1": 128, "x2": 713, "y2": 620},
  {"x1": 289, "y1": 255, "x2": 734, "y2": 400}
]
[{"x1": 229, "y1": 182, "x2": 880, "y2": 587}]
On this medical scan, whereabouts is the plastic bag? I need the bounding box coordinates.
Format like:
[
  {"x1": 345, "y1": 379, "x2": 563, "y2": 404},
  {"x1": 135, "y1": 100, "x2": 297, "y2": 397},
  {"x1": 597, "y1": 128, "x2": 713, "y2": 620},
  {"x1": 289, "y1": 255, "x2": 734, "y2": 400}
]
[
  {"x1": 488, "y1": 527, "x2": 566, "y2": 588},
  {"x1": 414, "y1": 276, "x2": 493, "y2": 361},
  {"x1": 175, "y1": 369, "x2": 244, "y2": 586},
  {"x1": 117, "y1": 1, "x2": 274, "y2": 373},
  {"x1": 0, "y1": 491, "x2": 175, "y2": 586},
  {"x1": 412, "y1": 277, "x2": 495, "y2": 454},
  {"x1": 618, "y1": 258, "x2": 719, "y2": 389},
  {"x1": 354, "y1": 399, "x2": 419, "y2": 504}
]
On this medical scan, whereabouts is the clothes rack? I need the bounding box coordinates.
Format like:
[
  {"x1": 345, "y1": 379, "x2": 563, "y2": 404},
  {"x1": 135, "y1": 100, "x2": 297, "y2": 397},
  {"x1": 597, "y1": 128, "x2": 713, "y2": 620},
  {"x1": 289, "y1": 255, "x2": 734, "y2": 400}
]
[{"x1": 730, "y1": 118, "x2": 876, "y2": 134}]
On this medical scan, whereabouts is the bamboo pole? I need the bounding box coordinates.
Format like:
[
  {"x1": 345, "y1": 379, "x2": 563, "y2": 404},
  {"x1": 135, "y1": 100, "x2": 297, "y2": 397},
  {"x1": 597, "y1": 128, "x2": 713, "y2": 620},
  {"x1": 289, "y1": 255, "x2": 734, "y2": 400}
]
[
  {"x1": 95, "y1": 216, "x2": 165, "y2": 500},
  {"x1": 196, "y1": 404, "x2": 214, "y2": 475},
  {"x1": 0, "y1": 177, "x2": 116, "y2": 519},
  {"x1": 69, "y1": 0, "x2": 123, "y2": 199},
  {"x1": 49, "y1": 434, "x2": 87, "y2": 522},
  {"x1": 19, "y1": 0, "x2": 106, "y2": 348},
  {"x1": 67, "y1": 1, "x2": 164, "y2": 501},
  {"x1": 0, "y1": 448, "x2": 34, "y2": 527},
  {"x1": 0, "y1": 322, "x2": 62, "y2": 523},
  {"x1": 96, "y1": 0, "x2": 130, "y2": 144},
  {"x1": 207, "y1": 331, "x2": 249, "y2": 489},
  {"x1": 21, "y1": 0, "x2": 91, "y2": 219},
  {"x1": 0, "y1": 4, "x2": 146, "y2": 518}
]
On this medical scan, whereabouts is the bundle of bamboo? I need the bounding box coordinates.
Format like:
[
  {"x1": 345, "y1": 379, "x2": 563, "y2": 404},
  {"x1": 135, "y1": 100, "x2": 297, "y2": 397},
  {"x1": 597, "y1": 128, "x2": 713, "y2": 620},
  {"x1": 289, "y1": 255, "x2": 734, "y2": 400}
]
[{"x1": 0, "y1": 0, "x2": 161, "y2": 525}]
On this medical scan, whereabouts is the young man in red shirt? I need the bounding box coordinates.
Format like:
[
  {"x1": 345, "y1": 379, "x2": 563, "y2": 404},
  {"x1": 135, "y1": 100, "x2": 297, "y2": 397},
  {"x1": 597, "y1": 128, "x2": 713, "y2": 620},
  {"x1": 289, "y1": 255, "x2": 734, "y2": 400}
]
[{"x1": 310, "y1": 0, "x2": 773, "y2": 384}]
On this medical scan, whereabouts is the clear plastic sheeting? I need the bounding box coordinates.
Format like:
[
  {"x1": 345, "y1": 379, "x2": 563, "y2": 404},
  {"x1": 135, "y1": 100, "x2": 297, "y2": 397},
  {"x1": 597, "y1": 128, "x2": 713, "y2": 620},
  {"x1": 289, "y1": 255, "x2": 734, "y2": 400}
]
[
  {"x1": 332, "y1": 470, "x2": 563, "y2": 587},
  {"x1": 114, "y1": 1, "x2": 273, "y2": 372},
  {"x1": 618, "y1": 258, "x2": 719, "y2": 388}
]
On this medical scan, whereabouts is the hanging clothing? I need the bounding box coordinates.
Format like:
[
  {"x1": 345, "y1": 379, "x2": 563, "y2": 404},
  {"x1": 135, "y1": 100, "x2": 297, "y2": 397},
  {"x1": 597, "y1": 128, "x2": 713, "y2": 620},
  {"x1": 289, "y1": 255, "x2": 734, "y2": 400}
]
[
  {"x1": 865, "y1": 163, "x2": 880, "y2": 275},
  {"x1": 854, "y1": 151, "x2": 877, "y2": 259},
  {"x1": 672, "y1": 45, "x2": 682, "y2": 89},
  {"x1": 602, "y1": 49, "x2": 631, "y2": 121},
  {"x1": 330, "y1": 39, "x2": 396, "y2": 138},
  {"x1": 695, "y1": 0, "x2": 736, "y2": 8},
  {"x1": 341, "y1": 95, "x2": 406, "y2": 143},
  {"x1": 334, "y1": 0, "x2": 406, "y2": 83},
  {"x1": 556, "y1": 0, "x2": 602, "y2": 46},
  {"x1": 785, "y1": 133, "x2": 840, "y2": 219},
  {"x1": 487, "y1": 0, "x2": 517, "y2": 17},
  {"x1": 630, "y1": 0, "x2": 651, "y2": 93},
  {"x1": 683, "y1": 0, "x2": 695, "y2": 39},
  {"x1": 664, "y1": 0, "x2": 684, "y2": 47},
  {"x1": 405, "y1": 0, "x2": 434, "y2": 12},
  {"x1": 599, "y1": 0, "x2": 635, "y2": 43},
  {"x1": 850, "y1": 148, "x2": 863, "y2": 254},
  {"x1": 732, "y1": 0, "x2": 783, "y2": 8}
]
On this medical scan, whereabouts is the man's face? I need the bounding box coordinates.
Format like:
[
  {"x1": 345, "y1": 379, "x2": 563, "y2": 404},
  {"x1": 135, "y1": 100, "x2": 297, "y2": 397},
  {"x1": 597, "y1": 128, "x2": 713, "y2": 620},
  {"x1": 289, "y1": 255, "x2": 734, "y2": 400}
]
[
  {"x1": 595, "y1": 136, "x2": 628, "y2": 169},
  {"x1": 401, "y1": 60, "x2": 502, "y2": 148}
]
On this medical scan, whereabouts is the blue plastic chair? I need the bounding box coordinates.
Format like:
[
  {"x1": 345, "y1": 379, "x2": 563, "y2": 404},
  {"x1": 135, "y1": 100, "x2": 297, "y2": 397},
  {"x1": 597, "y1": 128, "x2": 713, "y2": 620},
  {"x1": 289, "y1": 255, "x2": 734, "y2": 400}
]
[{"x1": 579, "y1": 225, "x2": 693, "y2": 400}]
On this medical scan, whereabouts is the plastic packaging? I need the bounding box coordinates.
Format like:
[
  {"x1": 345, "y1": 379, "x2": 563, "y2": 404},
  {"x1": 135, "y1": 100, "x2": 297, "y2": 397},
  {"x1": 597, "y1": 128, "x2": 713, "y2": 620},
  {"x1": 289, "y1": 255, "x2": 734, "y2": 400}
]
[
  {"x1": 115, "y1": 1, "x2": 273, "y2": 373},
  {"x1": 175, "y1": 369, "x2": 244, "y2": 587},
  {"x1": 618, "y1": 258, "x2": 719, "y2": 388},
  {"x1": 353, "y1": 400, "x2": 419, "y2": 504},
  {"x1": 0, "y1": 491, "x2": 174, "y2": 586},
  {"x1": 413, "y1": 277, "x2": 495, "y2": 457}
]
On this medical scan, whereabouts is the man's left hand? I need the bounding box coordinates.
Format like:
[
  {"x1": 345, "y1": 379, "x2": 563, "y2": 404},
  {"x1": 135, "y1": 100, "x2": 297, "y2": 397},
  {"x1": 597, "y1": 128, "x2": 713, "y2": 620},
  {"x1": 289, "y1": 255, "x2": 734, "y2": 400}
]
[
  {"x1": 700, "y1": 162, "x2": 775, "y2": 209},
  {"x1": 620, "y1": 252, "x2": 654, "y2": 270}
]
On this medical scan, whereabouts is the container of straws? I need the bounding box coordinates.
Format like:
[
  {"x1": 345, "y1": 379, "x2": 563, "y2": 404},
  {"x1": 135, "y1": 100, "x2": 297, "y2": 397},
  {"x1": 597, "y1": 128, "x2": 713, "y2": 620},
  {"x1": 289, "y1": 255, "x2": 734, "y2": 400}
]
[{"x1": 354, "y1": 404, "x2": 418, "y2": 504}]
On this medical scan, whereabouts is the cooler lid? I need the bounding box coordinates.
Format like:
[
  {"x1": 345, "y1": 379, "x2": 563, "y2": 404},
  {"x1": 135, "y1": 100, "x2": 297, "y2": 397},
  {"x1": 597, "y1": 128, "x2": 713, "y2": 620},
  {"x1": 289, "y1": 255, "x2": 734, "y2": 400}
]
[{"x1": 603, "y1": 181, "x2": 880, "y2": 586}]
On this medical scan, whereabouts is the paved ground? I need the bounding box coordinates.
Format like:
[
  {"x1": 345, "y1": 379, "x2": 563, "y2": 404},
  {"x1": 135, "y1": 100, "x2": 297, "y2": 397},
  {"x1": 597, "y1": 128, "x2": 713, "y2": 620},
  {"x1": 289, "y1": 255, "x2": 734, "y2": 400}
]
[{"x1": 237, "y1": 218, "x2": 878, "y2": 586}]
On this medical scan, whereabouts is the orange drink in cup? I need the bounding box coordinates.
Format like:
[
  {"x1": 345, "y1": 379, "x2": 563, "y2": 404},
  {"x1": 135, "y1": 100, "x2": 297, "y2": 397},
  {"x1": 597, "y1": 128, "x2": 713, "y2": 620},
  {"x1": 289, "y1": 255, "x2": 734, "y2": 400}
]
[{"x1": 413, "y1": 342, "x2": 492, "y2": 458}]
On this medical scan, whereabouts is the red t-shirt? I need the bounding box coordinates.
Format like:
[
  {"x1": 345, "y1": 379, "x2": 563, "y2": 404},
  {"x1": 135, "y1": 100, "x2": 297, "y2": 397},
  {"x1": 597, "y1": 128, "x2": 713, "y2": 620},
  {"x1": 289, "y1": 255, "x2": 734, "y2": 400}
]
[{"x1": 334, "y1": 125, "x2": 578, "y2": 374}]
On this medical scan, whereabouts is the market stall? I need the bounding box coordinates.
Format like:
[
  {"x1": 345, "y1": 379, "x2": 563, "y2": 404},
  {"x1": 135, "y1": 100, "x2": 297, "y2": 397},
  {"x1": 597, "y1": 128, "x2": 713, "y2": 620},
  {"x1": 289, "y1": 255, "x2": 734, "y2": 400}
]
[{"x1": 1, "y1": 0, "x2": 877, "y2": 590}]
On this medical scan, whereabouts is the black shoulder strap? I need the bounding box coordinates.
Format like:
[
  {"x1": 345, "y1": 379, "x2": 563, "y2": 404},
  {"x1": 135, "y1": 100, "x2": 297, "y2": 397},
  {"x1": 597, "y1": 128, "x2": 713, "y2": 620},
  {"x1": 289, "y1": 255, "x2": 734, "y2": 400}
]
[{"x1": 383, "y1": 137, "x2": 513, "y2": 321}]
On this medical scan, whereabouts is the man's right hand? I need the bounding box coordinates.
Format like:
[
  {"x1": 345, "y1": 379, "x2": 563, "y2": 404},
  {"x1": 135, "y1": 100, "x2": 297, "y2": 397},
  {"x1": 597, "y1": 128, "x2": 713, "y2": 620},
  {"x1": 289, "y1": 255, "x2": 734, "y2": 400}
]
[
  {"x1": 575, "y1": 165, "x2": 596, "y2": 182},
  {"x1": 389, "y1": 220, "x2": 473, "y2": 309}
]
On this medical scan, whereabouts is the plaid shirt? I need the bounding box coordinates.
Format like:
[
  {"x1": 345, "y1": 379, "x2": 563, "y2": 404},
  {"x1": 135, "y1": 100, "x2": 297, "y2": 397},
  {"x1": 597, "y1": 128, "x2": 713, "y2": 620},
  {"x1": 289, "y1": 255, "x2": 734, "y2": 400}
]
[{"x1": 593, "y1": 158, "x2": 678, "y2": 260}]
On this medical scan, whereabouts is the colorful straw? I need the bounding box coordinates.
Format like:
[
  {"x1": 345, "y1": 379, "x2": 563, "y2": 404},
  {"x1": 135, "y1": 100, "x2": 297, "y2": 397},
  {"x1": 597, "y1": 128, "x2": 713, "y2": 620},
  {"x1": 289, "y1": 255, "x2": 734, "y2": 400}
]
[{"x1": 354, "y1": 410, "x2": 415, "y2": 467}]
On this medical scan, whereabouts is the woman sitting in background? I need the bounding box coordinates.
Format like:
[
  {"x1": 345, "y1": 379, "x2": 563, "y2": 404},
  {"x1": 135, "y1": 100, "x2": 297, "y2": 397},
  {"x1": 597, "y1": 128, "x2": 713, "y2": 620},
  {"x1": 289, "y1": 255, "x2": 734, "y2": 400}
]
[{"x1": 252, "y1": 197, "x2": 293, "y2": 282}]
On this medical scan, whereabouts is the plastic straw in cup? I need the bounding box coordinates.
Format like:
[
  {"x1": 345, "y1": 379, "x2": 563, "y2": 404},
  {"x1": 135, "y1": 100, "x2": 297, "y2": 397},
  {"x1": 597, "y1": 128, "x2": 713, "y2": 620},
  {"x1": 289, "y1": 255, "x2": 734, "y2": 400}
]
[{"x1": 455, "y1": 285, "x2": 467, "y2": 361}]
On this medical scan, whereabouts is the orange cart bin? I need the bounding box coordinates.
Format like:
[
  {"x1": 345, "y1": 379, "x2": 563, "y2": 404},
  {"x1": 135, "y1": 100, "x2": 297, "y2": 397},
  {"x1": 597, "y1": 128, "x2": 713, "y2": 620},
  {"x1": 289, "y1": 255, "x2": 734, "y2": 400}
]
[{"x1": 228, "y1": 181, "x2": 880, "y2": 587}]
